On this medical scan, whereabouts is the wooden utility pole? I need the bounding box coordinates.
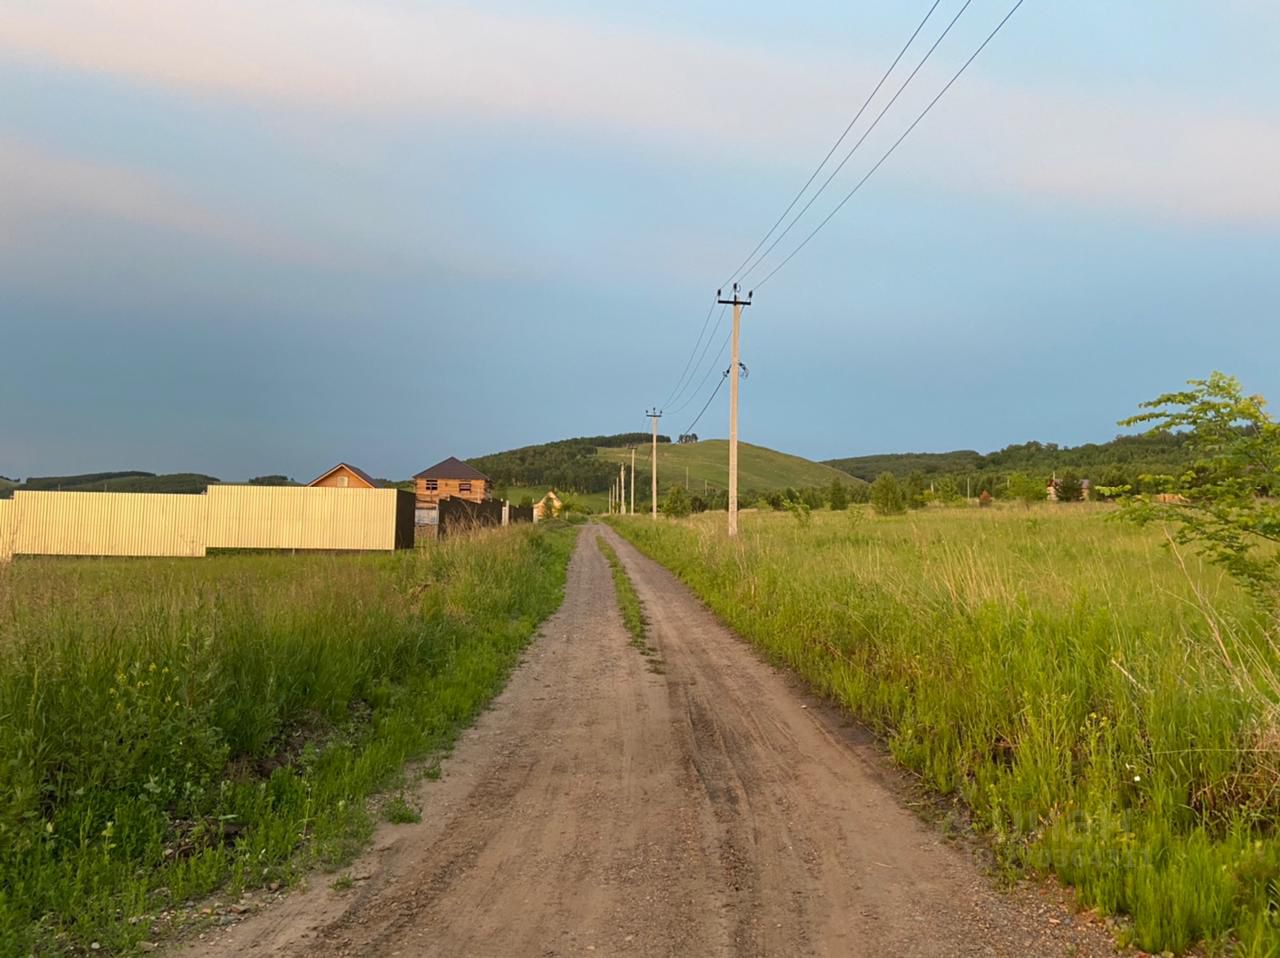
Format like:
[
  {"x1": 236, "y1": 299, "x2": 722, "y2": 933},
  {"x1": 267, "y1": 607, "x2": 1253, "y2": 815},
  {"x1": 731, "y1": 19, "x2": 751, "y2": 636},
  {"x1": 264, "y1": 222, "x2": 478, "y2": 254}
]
[
  {"x1": 646, "y1": 408, "x2": 662, "y2": 519},
  {"x1": 717, "y1": 284, "x2": 752, "y2": 537},
  {"x1": 630, "y1": 448, "x2": 636, "y2": 514}
]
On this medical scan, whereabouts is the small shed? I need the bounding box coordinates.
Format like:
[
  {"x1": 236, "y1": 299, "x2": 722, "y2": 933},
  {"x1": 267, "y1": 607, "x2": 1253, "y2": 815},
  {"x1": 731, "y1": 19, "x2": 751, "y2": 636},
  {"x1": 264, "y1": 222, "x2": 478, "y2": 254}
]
[{"x1": 309, "y1": 463, "x2": 383, "y2": 490}]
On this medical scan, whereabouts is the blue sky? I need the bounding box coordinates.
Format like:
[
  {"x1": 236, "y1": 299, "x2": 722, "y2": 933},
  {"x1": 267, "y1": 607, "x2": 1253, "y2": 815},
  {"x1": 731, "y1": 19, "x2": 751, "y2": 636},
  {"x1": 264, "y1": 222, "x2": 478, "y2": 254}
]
[{"x1": 1, "y1": 1, "x2": 1277, "y2": 481}]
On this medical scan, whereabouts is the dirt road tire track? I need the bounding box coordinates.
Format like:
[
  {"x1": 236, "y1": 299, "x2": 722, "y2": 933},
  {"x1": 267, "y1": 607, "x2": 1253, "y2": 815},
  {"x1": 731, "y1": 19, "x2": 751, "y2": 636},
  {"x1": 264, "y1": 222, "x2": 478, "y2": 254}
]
[{"x1": 182, "y1": 524, "x2": 1116, "y2": 957}]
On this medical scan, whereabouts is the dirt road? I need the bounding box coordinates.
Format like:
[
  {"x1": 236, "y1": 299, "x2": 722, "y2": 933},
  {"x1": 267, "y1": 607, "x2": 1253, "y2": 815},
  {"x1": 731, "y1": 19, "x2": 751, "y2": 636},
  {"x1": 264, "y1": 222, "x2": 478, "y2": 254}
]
[{"x1": 185, "y1": 524, "x2": 1115, "y2": 957}]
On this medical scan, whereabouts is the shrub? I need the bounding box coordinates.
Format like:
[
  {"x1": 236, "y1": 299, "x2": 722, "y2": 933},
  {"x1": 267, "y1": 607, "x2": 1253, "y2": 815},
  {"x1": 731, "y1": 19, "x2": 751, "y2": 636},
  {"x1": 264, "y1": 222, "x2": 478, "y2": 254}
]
[
  {"x1": 661, "y1": 485, "x2": 692, "y2": 518},
  {"x1": 869, "y1": 473, "x2": 907, "y2": 515},
  {"x1": 1055, "y1": 470, "x2": 1084, "y2": 502},
  {"x1": 828, "y1": 479, "x2": 849, "y2": 511}
]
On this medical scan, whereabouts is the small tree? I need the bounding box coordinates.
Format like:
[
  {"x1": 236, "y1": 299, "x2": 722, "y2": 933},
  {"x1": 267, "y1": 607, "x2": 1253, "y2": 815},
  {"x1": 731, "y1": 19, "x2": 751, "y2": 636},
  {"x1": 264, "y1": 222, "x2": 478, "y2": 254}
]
[
  {"x1": 932, "y1": 475, "x2": 962, "y2": 504},
  {"x1": 661, "y1": 484, "x2": 692, "y2": 518},
  {"x1": 1055, "y1": 470, "x2": 1084, "y2": 503},
  {"x1": 1008, "y1": 472, "x2": 1046, "y2": 508},
  {"x1": 870, "y1": 473, "x2": 907, "y2": 516},
  {"x1": 1117, "y1": 372, "x2": 1280, "y2": 609},
  {"x1": 800, "y1": 486, "x2": 825, "y2": 510},
  {"x1": 828, "y1": 478, "x2": 849, "y2": 511},
  {"x1": 904, "y1": 471, "x2": 928, "y2": 510}
]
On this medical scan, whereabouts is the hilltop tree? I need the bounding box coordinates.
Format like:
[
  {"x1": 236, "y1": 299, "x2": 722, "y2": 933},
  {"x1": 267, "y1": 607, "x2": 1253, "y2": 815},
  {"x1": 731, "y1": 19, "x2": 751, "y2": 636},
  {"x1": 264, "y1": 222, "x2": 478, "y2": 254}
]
[{"x1": 870, "y1": 473, "x2": 906, "y2": 516}]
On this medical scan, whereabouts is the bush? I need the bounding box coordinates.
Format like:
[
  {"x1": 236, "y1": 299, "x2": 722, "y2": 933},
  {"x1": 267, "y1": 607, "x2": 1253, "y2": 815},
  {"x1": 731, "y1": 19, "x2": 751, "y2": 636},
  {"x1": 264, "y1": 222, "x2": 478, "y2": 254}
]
[
  {"x1": 1008, "y1": 472, "x2": 1046, "y2": 508},
  {"x1": 661, "y1": 485, "x2": 692, "y2": 518},
  {"x1": 1056, "y1": 470, "x2": 1084, "y2": 503},
  {"x1": 869, "y1": 473, "x2": 906, "y2": 515},
  {"x1": 828, "y1": 479, "x2": 849, "y2": 511}
]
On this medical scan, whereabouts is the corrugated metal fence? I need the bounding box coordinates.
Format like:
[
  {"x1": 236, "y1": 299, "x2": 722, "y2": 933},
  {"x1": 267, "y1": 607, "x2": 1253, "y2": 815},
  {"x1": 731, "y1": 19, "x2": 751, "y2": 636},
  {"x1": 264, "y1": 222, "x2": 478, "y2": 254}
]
[
  {"x1": 0, "y1": 487, "x2": 415, "y2": 560},
  {"x1": 0, "y1": 500, "x2": 13, "y2": 561}
]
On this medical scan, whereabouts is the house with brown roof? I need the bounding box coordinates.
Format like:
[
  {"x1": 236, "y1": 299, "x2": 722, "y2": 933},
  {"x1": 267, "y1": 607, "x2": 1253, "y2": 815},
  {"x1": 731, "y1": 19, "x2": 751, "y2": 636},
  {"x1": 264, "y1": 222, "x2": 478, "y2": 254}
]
[
  {"x1": 309, "y1": 462, "x2": 384, "y2": 489},
  {"x1": 414, "y1": 457, "x2": 491, "y2": 509}
]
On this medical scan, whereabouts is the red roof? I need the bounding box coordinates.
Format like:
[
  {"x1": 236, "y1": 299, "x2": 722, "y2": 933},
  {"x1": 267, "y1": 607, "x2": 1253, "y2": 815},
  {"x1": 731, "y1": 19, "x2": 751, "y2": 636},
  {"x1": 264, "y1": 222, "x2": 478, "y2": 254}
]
[{"x1": 414, "y1": 457, "x2": 491, "y2": 482}]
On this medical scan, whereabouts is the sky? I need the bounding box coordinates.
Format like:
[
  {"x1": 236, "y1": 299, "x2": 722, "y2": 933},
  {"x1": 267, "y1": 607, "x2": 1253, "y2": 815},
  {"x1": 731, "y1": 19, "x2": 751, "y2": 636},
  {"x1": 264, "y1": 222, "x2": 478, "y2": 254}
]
[{"x1": 1, "y1": 0, "x2": 1277, "y2": 482}]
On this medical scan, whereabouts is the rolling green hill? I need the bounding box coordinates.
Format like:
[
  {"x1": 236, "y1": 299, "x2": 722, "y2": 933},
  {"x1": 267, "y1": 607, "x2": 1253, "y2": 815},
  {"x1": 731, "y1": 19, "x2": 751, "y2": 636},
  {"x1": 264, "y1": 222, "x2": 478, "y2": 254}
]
[
  {"x1": 598, "y1": 441, "x2": 859, "y2": 497},
  {"x1": 0, "y1": 472, "x2": 221, "y2": 498},
  {"x1": 466, "y1": 435, "x2": 858, "y2": 513}
]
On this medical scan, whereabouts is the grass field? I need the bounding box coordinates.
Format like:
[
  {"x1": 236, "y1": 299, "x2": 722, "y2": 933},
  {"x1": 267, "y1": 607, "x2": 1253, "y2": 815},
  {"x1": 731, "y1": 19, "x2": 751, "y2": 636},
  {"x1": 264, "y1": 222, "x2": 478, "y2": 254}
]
[
  {"x1": 611, "y1": 505, "x2": 1280, "y2": 955},
  {"x1": 597, "y1": 440, "x2": 858, "y2": 498},
  {"x1": 0, "y1": 523, "x2": 576, "y2": 955}
]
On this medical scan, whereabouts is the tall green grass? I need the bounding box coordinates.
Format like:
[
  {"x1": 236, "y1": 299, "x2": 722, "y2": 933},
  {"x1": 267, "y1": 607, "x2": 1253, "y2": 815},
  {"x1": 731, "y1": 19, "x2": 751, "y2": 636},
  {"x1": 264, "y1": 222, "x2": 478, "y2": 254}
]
[
  {"x1": 0, "y1": 523, "x2": 575, "y2": 955},
  {"x1": 611, "y1": 506, "x2": 1280, "y2": 955}
]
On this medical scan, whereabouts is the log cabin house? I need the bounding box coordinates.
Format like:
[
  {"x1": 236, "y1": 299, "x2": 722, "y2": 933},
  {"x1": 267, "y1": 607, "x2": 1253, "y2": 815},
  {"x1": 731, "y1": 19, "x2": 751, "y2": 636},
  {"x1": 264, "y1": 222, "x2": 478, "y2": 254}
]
[
  {"x1": 414, "y1": 457, "x2": 492, "y2": 513},
  {"x1": 308, "y1": 462, "x2": 384, "y2": 489}
]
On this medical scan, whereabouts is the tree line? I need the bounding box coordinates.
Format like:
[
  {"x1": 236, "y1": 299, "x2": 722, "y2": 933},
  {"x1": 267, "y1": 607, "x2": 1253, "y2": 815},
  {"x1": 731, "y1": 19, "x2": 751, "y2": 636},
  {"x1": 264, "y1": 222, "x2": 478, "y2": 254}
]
[{"x1": 468, "y1": 433, "x2": 671, "y2": 494}]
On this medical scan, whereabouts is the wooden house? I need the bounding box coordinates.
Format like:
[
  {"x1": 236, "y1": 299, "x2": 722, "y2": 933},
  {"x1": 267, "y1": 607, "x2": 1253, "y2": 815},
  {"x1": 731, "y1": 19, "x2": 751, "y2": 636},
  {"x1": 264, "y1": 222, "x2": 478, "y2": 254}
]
[
  {"x1": 309, "y1": 463, "x2": 383, "y2": 490},
  {"x1": 533, "y1": 489, "x2": 562, "y2": 520},
  {"x1": 414, "y1": 457, "x2": 491, "y2": 509}
]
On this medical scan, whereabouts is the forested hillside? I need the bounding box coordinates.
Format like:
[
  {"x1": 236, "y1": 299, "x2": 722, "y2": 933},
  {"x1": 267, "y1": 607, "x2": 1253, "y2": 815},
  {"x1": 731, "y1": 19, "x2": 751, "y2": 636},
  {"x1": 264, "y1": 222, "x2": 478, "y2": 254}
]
[
  {"x1": 468, "y1": 433, "x2": 669, "y2": 494},
  {"x1": 0, "y1": 471, "x2": 222, "y2": 498},
  {"x1": 826, "y1": 433, "x2": 1193, "y2": 490}
]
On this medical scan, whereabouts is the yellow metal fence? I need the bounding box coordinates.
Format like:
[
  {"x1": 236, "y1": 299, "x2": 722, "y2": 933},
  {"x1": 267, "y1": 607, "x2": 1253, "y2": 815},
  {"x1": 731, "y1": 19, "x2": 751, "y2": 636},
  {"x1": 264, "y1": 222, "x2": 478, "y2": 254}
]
[{"x1": 0, "y1": 486, "x2": 402, "y2": 561}]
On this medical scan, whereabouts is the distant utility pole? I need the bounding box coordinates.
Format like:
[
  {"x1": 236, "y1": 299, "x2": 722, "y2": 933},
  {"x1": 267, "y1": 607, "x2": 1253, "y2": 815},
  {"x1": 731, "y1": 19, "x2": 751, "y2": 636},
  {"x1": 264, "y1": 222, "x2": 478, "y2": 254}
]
[
  {"x1": 646, "y1": 408, "x2": 662, "y2": 519},
  {"x1": 630, "y1": 447, "x2": 636, "y2": 515},
  {"x1": 619, "y1": 462, "x2": 625, "y2": 517},
  {"x1": 717, "y1": 284, "x2": 752, "y2": 537}
]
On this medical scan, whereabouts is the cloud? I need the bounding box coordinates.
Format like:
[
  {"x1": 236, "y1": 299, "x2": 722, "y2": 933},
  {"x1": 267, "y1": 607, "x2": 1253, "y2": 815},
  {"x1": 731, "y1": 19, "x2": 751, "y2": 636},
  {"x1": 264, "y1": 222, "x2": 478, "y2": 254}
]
[
  {"x1": 915, "y1": 78, "x2": 1280, "y2": 227},
  {"x1": 0, "y1": 137, "x2": 339, "y2": 264},
  {"x1": 2, "y1": 1, "x2": 1278, "y2": 229}
]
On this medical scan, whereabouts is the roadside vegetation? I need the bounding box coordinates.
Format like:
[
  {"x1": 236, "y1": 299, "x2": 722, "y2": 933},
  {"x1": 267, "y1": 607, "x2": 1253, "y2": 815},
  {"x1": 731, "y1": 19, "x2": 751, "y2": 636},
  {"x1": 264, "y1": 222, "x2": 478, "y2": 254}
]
[
  {"x1": 0, "y1": 523, "x2": 576, "y2": 955},
  {"x1": 596, "y1": 535, "x2": 661, "y2": 669},
  {"x1": 611, "y1": 375, "x2": 1280, "y2": 955}
]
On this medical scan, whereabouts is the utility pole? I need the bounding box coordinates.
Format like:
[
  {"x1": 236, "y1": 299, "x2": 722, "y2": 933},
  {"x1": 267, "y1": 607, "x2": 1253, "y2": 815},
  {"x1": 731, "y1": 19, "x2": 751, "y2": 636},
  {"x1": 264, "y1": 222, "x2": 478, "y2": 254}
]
[
  {"x1": 630, "y1": 447, "x2": 636, "y2": 514},
  {"x1": 619, "y1": 462, "x2": 625, "y2": 517},
  {"x1": 646, "y1": 408, "x2": 662, "y2": 519},
  {"x1": 717, "y1": 284, "x2": 752, "y2": 537}
]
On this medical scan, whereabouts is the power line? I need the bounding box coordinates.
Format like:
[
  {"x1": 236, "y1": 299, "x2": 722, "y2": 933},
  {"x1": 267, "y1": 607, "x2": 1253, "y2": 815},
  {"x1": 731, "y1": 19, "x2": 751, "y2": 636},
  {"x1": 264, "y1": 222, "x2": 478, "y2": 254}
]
[
  {"x1": 667, "y1": 305, "x2": 729, "y2": 413},
  {"x1": 660, "y1": 296, "x2": 719, "y2": 409},
  {"x1": 720, "y1": 0, "x2": 945, "y2": 289},
  {"x1": 681, "y1": 368, "x2": 729, "y2": 439},
  {"x1": 739, "y1": 0, "x2": 976, "y2": 285},
  {"x1": 754, "y1": 0, "x2": 1028, "y2": 290},
  {"x1": 667, "y1": 324, "x2": 731, "y2": 417}
]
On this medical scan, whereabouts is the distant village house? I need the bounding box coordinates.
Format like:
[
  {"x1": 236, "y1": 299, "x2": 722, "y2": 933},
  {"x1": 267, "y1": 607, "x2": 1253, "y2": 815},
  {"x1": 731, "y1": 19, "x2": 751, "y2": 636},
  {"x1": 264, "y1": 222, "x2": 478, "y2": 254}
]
[
  {"x1": 533, "y1": 489, "x2": 562, "y2": 521},
  {"x1": 308, "y1": 462, "x2": 384, "y2": 489},
  {"x1": 413, "y1": 457, "x2": 492, "y2": 526}
]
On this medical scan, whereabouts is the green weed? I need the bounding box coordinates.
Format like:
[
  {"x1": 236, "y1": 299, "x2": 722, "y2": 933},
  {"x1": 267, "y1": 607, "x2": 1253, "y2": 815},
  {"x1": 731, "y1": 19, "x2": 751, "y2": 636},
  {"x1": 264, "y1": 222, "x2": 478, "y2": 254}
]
[
  {"x1": 0, "y1": 523, "x2": 576, "y2": 955},
  {"x1": 611, "y1": 506, "x2": 1280, "y2": 955},
  {"x1": 596, "y1": 535, "x2": 661, "y2": 667},
  {"x1": 382, "y1": 795, "x2": 421, "y2": 825}
]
